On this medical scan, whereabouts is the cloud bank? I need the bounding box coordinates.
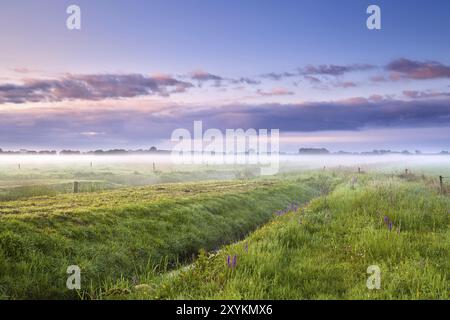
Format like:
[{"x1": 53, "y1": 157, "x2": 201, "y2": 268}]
[
  {"x1": 1, "y1": 96, "x2": 449, "y2": 149},
  {"x1": 0, "y1": 73, "x2": 193, "y2": 104}
]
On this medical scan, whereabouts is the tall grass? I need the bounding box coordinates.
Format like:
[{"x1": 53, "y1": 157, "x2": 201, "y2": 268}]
[
  {"x1": 123, "y1": 174, "x2": 448, "y2": 300},
  {"x1": 0, "y1": 173, "x2": 338, "y2": 299}
]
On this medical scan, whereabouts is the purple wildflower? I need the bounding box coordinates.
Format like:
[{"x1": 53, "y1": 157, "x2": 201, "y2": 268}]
[
  {"x1": 383, "y1": 216, "x2": 389, "y2": 224},
  {"x1": 232, "y1": 254, "x2": 237, "y2": 268},
  {"x1": 227, "y1": 255, "x2": 231, "y2": 267},
  {"x1": 388, "y1": 221, "x2": 393, "y2": 231}
]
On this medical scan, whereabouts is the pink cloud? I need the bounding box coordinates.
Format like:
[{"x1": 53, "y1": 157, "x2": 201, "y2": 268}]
[{"x1": 256, "y1": 87, "x2": 295, "y2": 96}]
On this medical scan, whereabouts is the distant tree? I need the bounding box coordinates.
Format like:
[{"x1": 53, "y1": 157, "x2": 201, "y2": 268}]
[
  {"x1": 299, "y1": 148, "x2": 330, "y2": 154},
  {"x1": 60, "y1": 150, "x2": 81, "y2": 155},
  {"x1": 106, "y1": 149, "x2": 127, "y2": 154}
]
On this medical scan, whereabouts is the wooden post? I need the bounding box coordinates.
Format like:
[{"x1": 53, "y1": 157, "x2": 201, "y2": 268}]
[
  {"x1": 405, "y1": 168, "x2": 408, "y2": 175},
  {"x1": 439, "y1": 176, "x2": 443, "y2": 194},
  {"x1": 152, "y1": 162, "x2": 156, "y2": 172},
  {"x1": 18, "y1": 163, "x2": 21, "y2": 170},
  {"x1": 73, "y1": 181, "x2": 79, "y2": 193},
  {"x1": 358, "y1": 167, "x2": 361, "y2": 174}
]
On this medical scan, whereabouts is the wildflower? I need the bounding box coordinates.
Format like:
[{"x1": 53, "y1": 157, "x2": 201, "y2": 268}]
[
  {"x1": 383, "y1": 215, "x2": 395, "y2": 231},
  {"x1": 232, "y1": 254, "x2": 237, "y2": 268},
  {"x1": 227, "y1": 254, "x2": 237, "y2": 269}
]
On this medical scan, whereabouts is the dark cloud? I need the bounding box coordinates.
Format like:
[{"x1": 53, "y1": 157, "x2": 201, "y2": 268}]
[
  {"x1": 179, "y1": 97, "x2": 450, "y2": 132},
  {"x1": 231, "y1": 77, "x2": 261, "y2": 85},
  {"x1": 187, "y1": 71, "x2": 261, "y2": 87},
  {"x1": 300, "y1": 64, "x2": 374, "y2": 76},
  {"x1": 219, "y1": 98, "x2": 450, "y2": 131},
  {"x1": 189, "y1": 70, "x2": 223, "y2": 82},
  {"x1": 403, "y1": 90, "x2": 450, "y2": 99},
  {"x1": 0, "y1": 74, "x2": 194, "y2": 104},
  {"x1": 303, "y1": 75, "x2": 321, "y2": 84},
  {"x1": 261, "y1": 63, "x2": 374, "y2": 82},
  {"x1": 386, "y1": 58, "x2": 450, "y2": 80},
  {"x1": 334, "y1": 81, "x2": 357, "y2": 88},
  {"x1": 260, "y1": 72, "x2": 296, "y2": 81},
  {"x1": 2, "y1": 96, "x2": 449, "y2": 149},
  {"x1": 187, "y1": 70, "x2": 225, "y2": 88}
]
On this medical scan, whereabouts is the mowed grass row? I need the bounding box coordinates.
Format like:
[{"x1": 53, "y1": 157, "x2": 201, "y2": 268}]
[
  {"x1": 0, "y1": 173, "x2": 341, "y2": 299},
  {"x1": 118, "y1": 174, "x2": 449, "y2": 300}
]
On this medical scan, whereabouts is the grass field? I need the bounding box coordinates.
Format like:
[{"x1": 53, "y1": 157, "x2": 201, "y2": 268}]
[
  {"x1": 0, "y1": 171, "x2": 342, "y2": 299},
  {"x1": 0, "y1": 156, "x2": 448, "y2": 300},
  {"x1": 109, "y1": 173, "x2": 449, "y2": 300}
]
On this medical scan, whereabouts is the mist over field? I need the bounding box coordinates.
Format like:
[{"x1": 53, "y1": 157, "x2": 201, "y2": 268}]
[
  {"x1": 1, "y1": 153, "x2": 448, "y2": 174},
  {"x1": 1, "y1": 153, "x2": 448, "y2": 202}
]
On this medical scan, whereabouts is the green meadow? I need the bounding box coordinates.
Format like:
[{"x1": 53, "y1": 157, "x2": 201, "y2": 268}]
[
  {"x1": 127, "y1": 173, "x2": 448, "y2": 300},
  {"x1": 0, "y1": 170, "x2": 339, "y2": 299},
  {"x1": 0, "y1": 157, "x2": 448, "y2": 300}
]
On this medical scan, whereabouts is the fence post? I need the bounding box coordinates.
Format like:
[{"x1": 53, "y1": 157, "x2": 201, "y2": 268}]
[
  {"x1": 73, "y1": 181, "x2": 79, "y2": 193},
  {"x1": 405, "y1": 168, "x2": 408, "y2": 175},
  {"x1": 439, "y1": 176, "x2": 443, "y2": 194},
  {"x1": 153, "y1": 162, "x2": 156, "y2": 172},
  {"x1": 358, "y1": 167, "x2": 361, "y2": 174}
]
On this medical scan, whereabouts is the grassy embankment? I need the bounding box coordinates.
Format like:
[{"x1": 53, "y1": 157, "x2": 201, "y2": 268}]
[
  {"x1": 113, "y1": 173, "x2": 449, "y2": 300},
  {"x1": 0, "y1": 172, "x2": 339, "y2": 299}
]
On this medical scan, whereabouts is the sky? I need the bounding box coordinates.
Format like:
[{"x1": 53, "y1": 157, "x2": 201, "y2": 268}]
[{"x1": 0, "y1": 0, "x2": 449, "y2": 152}]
